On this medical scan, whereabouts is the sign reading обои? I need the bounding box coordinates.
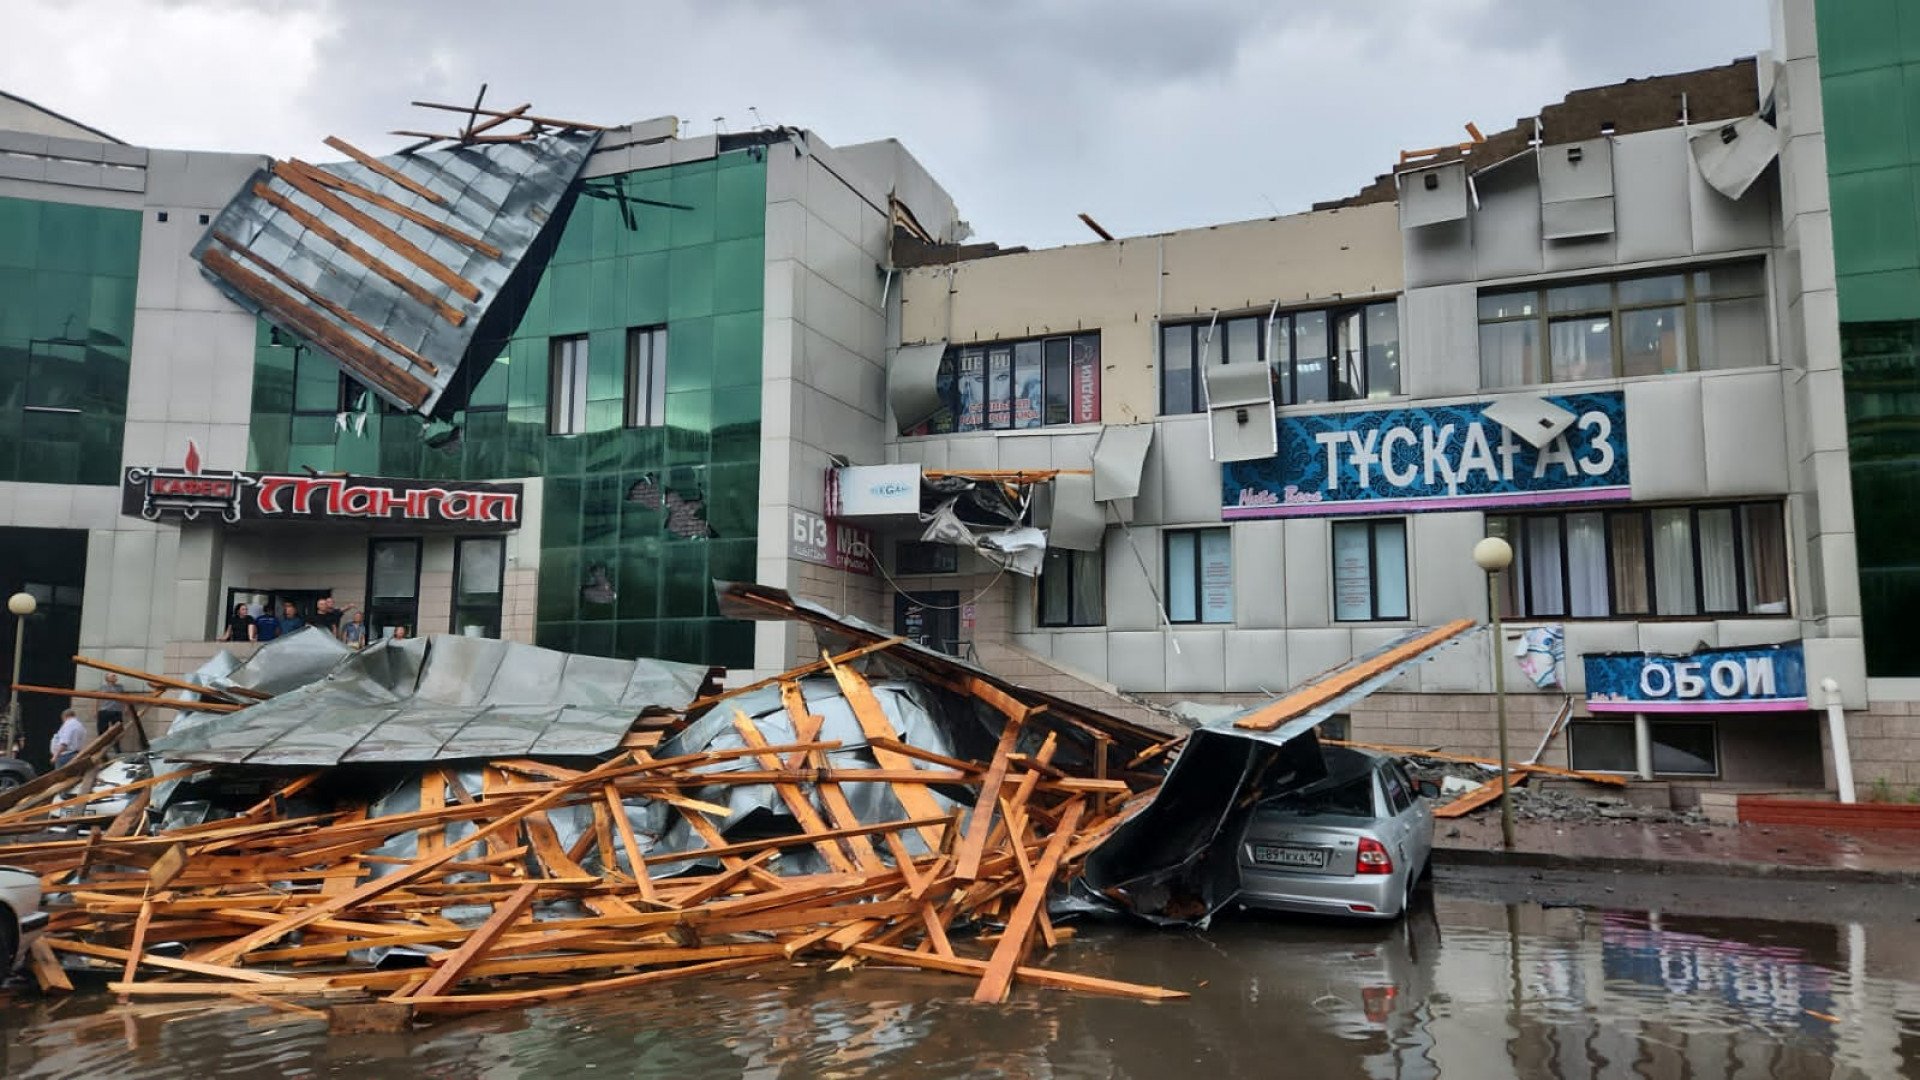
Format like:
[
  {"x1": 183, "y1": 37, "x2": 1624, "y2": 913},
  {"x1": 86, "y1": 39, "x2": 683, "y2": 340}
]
[
  {"x1": 122, "y1": 447, "x2": 521, "y2": 527},
  {"x1": 1222, "y1": 391, "x2": 1629, "y2": 518}
]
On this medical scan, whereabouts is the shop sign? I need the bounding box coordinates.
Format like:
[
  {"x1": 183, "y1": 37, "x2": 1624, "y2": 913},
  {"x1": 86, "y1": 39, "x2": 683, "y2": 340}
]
[
  {"x1": 790, "y1": 509, "x2": 875, "y2": 575},
  {"x1": 1585, "y1": 642, "x2": 1807, "y2": 713},
  {"x1": 829, "y1": 464, "x2": 922, "y2": 518},
  {"x1": 122, "y1": 444, "x2": 521, "y2": 526},
  {"x1": 1071, "y1": 337, "x2": 1100, "y2": 424},
  {"x1": 1221, "y1": 391, "x2": 1629, "y2": 519}
]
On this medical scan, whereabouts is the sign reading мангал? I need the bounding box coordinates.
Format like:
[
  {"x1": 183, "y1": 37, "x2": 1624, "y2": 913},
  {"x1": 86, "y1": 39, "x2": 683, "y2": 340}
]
[{"x1": 1221, "y1": 391, "x2": 1629, "y2": 518}]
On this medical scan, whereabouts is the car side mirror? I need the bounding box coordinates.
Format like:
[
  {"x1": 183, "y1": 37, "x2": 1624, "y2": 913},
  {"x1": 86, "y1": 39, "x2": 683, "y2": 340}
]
[{"x1": 1414, "y1": 779, "x2": 1442, "y2": 800}]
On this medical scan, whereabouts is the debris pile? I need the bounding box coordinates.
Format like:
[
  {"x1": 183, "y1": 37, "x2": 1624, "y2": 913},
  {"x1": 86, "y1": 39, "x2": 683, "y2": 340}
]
[{"x1": 0, "y1": 591, "x2": 1187, "y2": 1022}]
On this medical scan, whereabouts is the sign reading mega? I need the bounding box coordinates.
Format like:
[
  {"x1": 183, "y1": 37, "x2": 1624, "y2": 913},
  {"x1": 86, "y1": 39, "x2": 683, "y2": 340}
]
[
  {"x1": 1585, "y1": 642, "x2": 1808, "y2": 713},
  {"x1": 1221, "y1": 391, "x2": 1629, "y2": 518},
  {"x1": 122, "y1": 445, "x2": 521, "y2": 527}
]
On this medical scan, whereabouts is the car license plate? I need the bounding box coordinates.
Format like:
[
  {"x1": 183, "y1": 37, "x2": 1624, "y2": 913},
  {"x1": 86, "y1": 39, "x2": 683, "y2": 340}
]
[{"x1": 1252, "y1": 844, "x2": 1328, "y2": 869}]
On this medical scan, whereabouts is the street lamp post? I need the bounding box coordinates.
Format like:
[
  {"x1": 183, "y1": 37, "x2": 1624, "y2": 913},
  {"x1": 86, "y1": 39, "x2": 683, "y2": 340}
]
[
  {"x1": 5, "y1": 591, "x2": 36, "y2": 757},
  {"x1": 1471, "y1": 537, "x2": 1517, "y2": 852}
]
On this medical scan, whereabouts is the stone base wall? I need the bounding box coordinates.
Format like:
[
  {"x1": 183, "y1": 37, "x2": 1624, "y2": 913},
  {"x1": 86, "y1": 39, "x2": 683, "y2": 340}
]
[{"x1": 1835, "y1": 705, "x2": 1920, "y2": 798}]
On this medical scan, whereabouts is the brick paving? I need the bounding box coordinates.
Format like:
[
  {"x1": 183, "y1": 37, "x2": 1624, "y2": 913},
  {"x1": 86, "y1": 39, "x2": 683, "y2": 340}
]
[{"x1": 1436, "y1": 814, "x2": 1920, "y2": 878}]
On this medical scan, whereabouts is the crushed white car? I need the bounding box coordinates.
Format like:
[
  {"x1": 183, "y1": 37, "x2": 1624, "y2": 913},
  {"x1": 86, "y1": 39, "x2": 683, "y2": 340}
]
[{"x1": 0, "y1": 865, "x2": 45, "y2": 973}]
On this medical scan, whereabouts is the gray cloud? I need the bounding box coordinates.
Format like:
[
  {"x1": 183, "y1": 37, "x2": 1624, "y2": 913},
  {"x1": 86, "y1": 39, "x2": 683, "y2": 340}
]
[{"x1": 5, "y1": 0, "x2": 1768, "y2": 247}]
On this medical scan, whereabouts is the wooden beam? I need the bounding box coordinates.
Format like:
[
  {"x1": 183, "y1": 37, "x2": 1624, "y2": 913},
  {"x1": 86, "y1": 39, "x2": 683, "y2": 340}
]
[
  {"x1": 407, "y1": 101, "x2": 605, "y2": 131},
  {"x1": 826, "y1": 659, "x2": 951, "y2": 852},
  {"x1": 273, "y1": 164, "x2": 480, "y2": 300},
  {"x1": 852, "y1": 944, "x2": 1186, "y2": 1002},
  {"x1": 210, "y1": 231, "x2": 441, "y2": 376},
  {"x1": 284, "y1": 159, "x2": 499, "y2": 256},
  {"x1": 250, "y1": 182, "x2": 468, "y2": 326},
  {"x1": 684, "y1": 638, "x2": 905, "y2": 715},
  {"x1": 1233, "y1": 619, "x2": 1477, "y2": 732},
  {"x1": 1433, "y1": 772, "x2": 1525, "y2": 818},
  {"x1": 398, "y1": 881, "x2": 540, "y2": 1000},
  {"x1": 974, "y1": 799, "x2": 1084, "y2": 1004},
  {"x1": 954, "y1": 715, "x2": 1024, "y2": 882},
  {"x1": 731, "y1": 709, "x2": 856, "y2": 873},
  {"x1": 1325, "y1": 739, "x2": 1629, "y2": 786},
  {"x1": 198, "y1": 246, "x2": 434, "y2": 409},
  {"x1": 323, "y1": 135, "x2": 445, "y2": 203}
]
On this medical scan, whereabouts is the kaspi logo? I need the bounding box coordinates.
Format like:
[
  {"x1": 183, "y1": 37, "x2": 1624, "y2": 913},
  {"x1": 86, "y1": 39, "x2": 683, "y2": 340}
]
[{"x1": 125, "y1": 441, "x2": 253, "y2": 523}]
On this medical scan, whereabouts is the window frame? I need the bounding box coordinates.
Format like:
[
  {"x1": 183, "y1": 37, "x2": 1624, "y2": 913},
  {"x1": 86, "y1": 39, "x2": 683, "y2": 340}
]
[
  {"x1": 623, "y1": 325, "x2": 668, "y2": 429},
  {"x1": 1330, "y1": 517, "x2": 1411, "y2": 623},
  {"x1": 451, "y1": 536, "x2": 507, "y2": 638},
  {"x1": 1568, "y1": 719, "x2": 1721, "y2": 778},
  {"x1": 1477, "y1": 260, "x2": 1768, "y2": 386},
  {"x1": 1038, "y1": 547, "x2": 1105, "y2": 628},
  {"x1": 548, "y1": 334, "x2": 590, "y2": 436},
  {"x1": 920, "y1": 332, "x2": 1100, "y2": 434},
  {"x1": 1159, "y1": 299, "x2": 1400, "y2": 416},
  {"x1": 1489, "y1": 502, "x2": 1789, "y2": 621},
  {"x1": 894, "y1": 540, "x2": 959, "y2": 576},
  {"x1": 365, "y1": 537, "x2": 423, "y2": 640},
  {"x1": 1163, "y1": 527, "x2": 1233, "y2": 625}
]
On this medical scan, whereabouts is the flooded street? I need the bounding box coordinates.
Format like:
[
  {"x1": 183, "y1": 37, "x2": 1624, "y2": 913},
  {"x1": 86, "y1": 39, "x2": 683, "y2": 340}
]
[{"x1": 5, "y1": 891, "x2": 1918, "y2": 1079}]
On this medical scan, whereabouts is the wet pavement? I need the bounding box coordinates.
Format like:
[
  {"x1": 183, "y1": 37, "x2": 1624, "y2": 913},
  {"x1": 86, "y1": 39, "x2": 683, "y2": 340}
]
[
  {"x1": 5, "y1": 890, "x2": 1918, "y2": 1079},
  {"x1": 1439, "y1": 816, "x2": 1920, "y2": 879}
]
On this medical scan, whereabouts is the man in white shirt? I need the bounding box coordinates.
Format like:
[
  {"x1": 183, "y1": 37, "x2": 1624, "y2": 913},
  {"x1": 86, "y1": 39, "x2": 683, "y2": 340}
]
[{"x1": 49, "y1": 709, "x2": 86, "y2": 768}]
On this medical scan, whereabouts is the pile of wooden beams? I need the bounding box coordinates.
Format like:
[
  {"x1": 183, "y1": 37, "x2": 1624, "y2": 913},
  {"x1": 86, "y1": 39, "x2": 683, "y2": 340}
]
[{"x1": 0, "y1": 648, "x2": 1183, "y2": 1024}]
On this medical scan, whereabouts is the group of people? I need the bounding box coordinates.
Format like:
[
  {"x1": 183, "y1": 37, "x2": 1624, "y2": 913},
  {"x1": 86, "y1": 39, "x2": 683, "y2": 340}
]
[{"x1": 221, "y1": 596, "x2": 405, "y2": 650}]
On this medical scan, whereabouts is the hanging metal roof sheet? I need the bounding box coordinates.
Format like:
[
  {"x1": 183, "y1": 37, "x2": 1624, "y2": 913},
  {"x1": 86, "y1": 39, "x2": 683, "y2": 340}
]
[{"x1": 192, "y1": 127, "x2": 600, "y2": 416}]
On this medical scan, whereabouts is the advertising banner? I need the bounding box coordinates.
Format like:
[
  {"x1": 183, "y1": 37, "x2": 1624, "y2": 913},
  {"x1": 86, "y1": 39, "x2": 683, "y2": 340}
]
[
  {"x1": 1584, "y1": 642, "x2": 1808, "y2": 713},
  {"x1": 1222, "y1": 391, "x2": 1629, "y2": 518}
]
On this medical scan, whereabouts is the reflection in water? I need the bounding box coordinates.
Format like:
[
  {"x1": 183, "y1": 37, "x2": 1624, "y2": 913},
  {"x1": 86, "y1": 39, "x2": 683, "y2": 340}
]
[{"x1": 2, "y1": 898, "x2": 1915, "y2": 1080}]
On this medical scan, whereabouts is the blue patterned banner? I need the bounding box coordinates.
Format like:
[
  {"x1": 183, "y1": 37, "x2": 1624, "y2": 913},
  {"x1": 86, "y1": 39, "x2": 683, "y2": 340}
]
[
  {"x1": 1222, "y1": 391, "x2": 1629, "y2": 518},
  {"x1": 1585, "y1": 643, "x2": 1808, "y2": 713}
]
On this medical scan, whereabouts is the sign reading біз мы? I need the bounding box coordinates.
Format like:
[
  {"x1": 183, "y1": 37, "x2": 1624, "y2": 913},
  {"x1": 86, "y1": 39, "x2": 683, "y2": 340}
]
[
  {"x1": 1221, "y1": 391, "x2": 1629, "y2": 518},
  {"x1": 1585, "y1": 642, "x2": 1808, "y2": 713}
]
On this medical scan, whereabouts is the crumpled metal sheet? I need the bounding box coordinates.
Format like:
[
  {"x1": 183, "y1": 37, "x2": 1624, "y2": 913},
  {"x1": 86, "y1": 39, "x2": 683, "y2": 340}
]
[
  {"x1": 1092, "y1": 424, "x2": 1154, "y2": 502},
  {"x1": 1079, "y1": 624, "x2": 1482, "y2": 925},
  {"x1": 888, "y1": 341, "x2": 949, "y2": 432},
  {"x1": 192, "y1": 131, "x2": 600, "y2": 416},
  {"x1": 152, "y1": 634, "x2": 708, "y2": 766}
]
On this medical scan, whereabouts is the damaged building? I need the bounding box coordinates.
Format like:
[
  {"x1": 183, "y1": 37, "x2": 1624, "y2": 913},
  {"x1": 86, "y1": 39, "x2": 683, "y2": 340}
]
[{"x1": 0, "y1": 0, "x2": 1916, "y2": 806}]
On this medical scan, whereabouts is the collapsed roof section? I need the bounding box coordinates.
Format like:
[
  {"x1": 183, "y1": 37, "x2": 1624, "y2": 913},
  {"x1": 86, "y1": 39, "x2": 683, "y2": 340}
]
[{"x1": 193, "y1": 117, "x2": 600, "y2": 416}]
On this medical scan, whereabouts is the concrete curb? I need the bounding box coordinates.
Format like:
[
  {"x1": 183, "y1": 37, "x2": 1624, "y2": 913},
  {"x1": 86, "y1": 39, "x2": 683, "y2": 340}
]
[{"x1": 1433, "y1": 845, "x2": 1920, "y2": 887}]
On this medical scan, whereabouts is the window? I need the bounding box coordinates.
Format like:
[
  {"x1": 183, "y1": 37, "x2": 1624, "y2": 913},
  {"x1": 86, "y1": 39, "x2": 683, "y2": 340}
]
[
  {"x1": 366, "y1": 538, "x2": 421, "y2": 639},
  {"x1": 452, "y1": 537, "x2": 506, "y2": 638},
  {"x1": 916, "y1": 333, "x2": 1099, "y2": 434},
  {"x1": 1039, "y1": 548, "x2": 1104, "y2": 627},
  {"x1": 624, "y1": 326, "x2": 667, "y2": 428},
  {"x1": 1165, "y1": 529, "x2": 1233, "y2": 624},
  {"x1": 288, "y1": 345, "x2": 367, "y2": 418},
  {"x1": 1160, "y1": 301, "x2": 1400, "y2": 415},
  {"x1": 1490, "y1": 503, "x2": 1789, "y2": 619},
  {"x1": 895, "y1": 540, "x2": 959, "y2": 576},
  {"x1": 1380, "y1": 765, "x2": 1413, "y2": 814},
  {"x1": 1331, "y1": 519, "x2": 1410, "y2": 621},
  {"x1": 1569, "y1": 720, "x2": 1719, "y2": 776},
  {"x1": 548, "y1": 335, "x2": 589, "y2": 435},
  {"x1": 1478, "y1": 262, "x2": 1767, "y2": 387}
]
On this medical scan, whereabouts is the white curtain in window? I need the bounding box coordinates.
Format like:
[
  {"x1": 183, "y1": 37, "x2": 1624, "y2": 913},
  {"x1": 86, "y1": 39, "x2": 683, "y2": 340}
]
[
  {"x1": 1071, "y1": 549, "x2": 1104, "y2": 625},
  {"x1": 1566, "y1": 513, "x2": 1609, "y2": 617},
  {"x1": 1697, "y1": 508, "x2": 1739, "y2": 612},
  {"x1": 1742, "y1": 504, "x2": 1790, "y2": 612},
  {"x1": 1525, "y1": 517, "x2": 1566, "y2": 616},
  {"x1": 1652, "y1": 508, "x2": 1697, "y2": 615}
]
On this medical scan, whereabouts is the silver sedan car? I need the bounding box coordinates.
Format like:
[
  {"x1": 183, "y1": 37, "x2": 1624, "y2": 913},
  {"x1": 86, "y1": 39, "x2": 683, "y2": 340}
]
[
  {"x1": 0, "y1": 864, "x2": 45, "y2": 973},
  {"x1": 1235, "y1": 747, "x2": 1434, "y2": 920}
]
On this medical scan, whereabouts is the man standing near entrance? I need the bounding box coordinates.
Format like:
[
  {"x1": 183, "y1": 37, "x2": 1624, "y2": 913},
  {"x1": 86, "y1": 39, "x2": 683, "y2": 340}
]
[
  {"x1": 50, "y1": 709, "x2": 86, "y2": 768},
  {"x1": 311, "y1": 597, "x2": 342, "y2": 640},
  {"x1": 96, "y1": 673, "x2": 125, "y2": 751}
]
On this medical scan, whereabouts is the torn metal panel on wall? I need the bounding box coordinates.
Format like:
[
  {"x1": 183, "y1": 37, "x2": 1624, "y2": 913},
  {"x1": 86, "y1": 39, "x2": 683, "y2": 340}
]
[
  {"x1": 1480, "y1": 393, "x2": 1576, "y2": 450},
  {"x1": 1202, "y1": 361, "x2": 1278, "y2": 463},
  {"x1": 1689, "y1": 115, "x2": 1780, "y2": 201},
  {"x1": 1040, "y1": 472, "x2": 1105, "y2": 551},
  {"x1": 1397, "y1": 160, "x2": 1470, "y2": 228},
  {"x1": 193, "y1": 130, "x2": 600, "y2": 416},
  {"x1": 1092, "y1": 424, "x2": 1154, "y2": 502},
  {"x1": 888, "y1": 341, "x2": 949, "y2": 431},
  {"x1": 153, "y1": 634, "x2": 708, "y2": 766},
  {"x1": 1539, "y1": 138, "x2": 1615, "y2": 239}
]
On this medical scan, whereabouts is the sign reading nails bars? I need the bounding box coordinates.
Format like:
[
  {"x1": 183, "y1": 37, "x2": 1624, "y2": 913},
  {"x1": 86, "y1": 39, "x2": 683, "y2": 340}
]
[{"x1": 123, "y1": 444, "x2": 521, "y2": 527}]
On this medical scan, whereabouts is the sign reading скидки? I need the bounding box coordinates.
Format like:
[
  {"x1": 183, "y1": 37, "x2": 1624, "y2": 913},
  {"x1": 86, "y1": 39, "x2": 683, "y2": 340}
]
[{"x1": 1221, "y1": 391, "x2": 1629, "y2": 519}]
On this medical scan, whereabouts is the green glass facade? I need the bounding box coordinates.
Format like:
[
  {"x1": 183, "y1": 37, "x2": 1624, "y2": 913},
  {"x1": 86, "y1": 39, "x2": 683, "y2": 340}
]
[
  {"x1": 0, "y1": 195, "x2": 141, "y2": 486},
  {"x1": 1820, "y1": 0, "x2": 1920, "y2": 674},
  {"x1": 247, "y1": 150, "x2": 767, "y2": 667}
]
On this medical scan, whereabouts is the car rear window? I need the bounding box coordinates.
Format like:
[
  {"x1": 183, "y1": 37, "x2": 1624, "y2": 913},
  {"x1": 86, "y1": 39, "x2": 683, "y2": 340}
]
[{"x1": 1265, "y1": 773, "x2": 1376, "y2": 819}]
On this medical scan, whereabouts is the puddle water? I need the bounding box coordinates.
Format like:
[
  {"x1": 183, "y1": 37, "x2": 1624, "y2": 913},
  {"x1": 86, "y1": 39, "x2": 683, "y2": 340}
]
[{"x1": 4, "y1": 896, "x2": 1916, "y2": 1079}]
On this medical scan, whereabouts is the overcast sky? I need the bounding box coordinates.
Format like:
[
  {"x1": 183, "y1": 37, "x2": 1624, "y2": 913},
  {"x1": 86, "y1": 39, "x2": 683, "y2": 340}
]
[{"x1": 7, "y1": 0, "x2": 1769, "y2": 248}]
